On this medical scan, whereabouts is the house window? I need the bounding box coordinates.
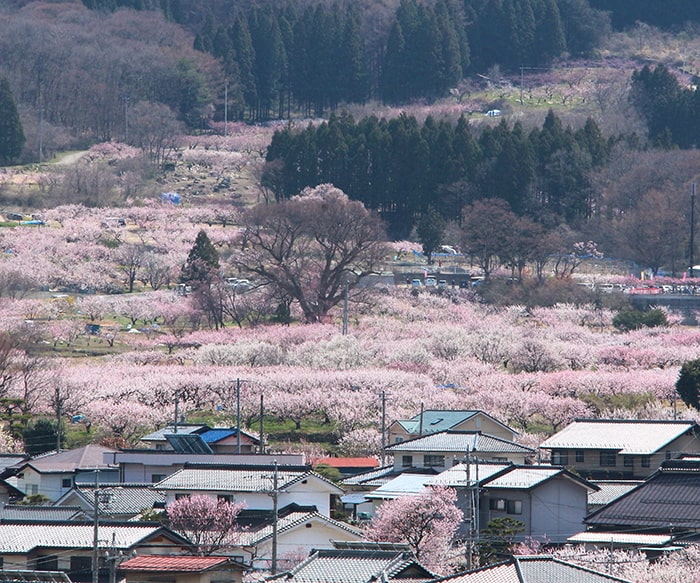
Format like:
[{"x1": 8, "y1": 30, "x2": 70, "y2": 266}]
[
  {"x1": 492, "y1": 457, "x2": 508, "y2": 462},
  {"x1": 151, "y1": 474, "x2": 165, "y2": 483},
  {"x1": 218, "y1": 494, "x2": 233, "y2": 503},
  {"x1": 666, "y1": 450, "x2": 673, "y2": 460},
  {"x1": 70, "y1": 556, "x2": 92, "y2": 576},
  {"x1": 600, "y1": 451, "x2": 617, "y2": 467},
  {"x1": 175, "y1": 493, "x2": 190, "y2": 500},
  {"x1": 623, "y1": 456, "x2": 634, "y2": 468},
  {"x1": 402, "y1": 455, "x2": 413, "y2": 468},
  {"x1": 507, "y1": 500, "x2": 522, "y2": 515},
  {"x1": 35, "y1": 556, "x2": 58, "y2": 571},
  {"x1": 155, "y1": 443, "x2": 166, "y2": 450},
  {"x1": 394, "y1": 437, "x2": 404, "y2": 443},
  {"x1": 62, "y1": 478, "x2": 72, "y2": 488},
  {"x1": 489, "y1": 498, "x2": 506, "y2": 511},
  {"x1": 424, "y1": 455, "x2": 445, "y2": 468},
  {"x1": 575, "y1": 450, "x2": 585, "y2": 463},
  {"x1": 27, "y1": 484, "x2": 38, "y2": 495},
  {"x1": 641, "y1": 456, "x2": 651, "y2": 468},
  {"x1": 552, "y1": 450, "x2": 568, "y2": 465}
]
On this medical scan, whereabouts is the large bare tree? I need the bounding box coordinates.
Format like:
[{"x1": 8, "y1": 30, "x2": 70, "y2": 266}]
[{"x1": 236, "y1": 184, "x2": 388, "y2": 323}]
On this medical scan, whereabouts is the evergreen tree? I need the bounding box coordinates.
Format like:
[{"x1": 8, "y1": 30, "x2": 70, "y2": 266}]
[
  {"x1": 180, "y1": 230, "x2": 220, "y2": 285},
  {"x1": 22, "y1": 418, "x2": 63, "y2": 457},
  {"x1": 339, "y1": 6, "x2": 369, "y2": 105},
  {"x1": 0, "y1": 79, "x2": 25, "y2": 164},
  {"x1": 231, "y1": 16, "x2": 257, "y2": 118},
  {"x1": 416, "y1": 206, "x2": 446, "y2": 264},
  {"x1": 676, "y1": 359, "x2": 700, "y2": 411}
]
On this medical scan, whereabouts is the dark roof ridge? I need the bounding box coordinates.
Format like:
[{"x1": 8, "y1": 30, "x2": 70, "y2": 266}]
[{"x1": 572, "y1": 418, "x2": 696, "y2": 425}]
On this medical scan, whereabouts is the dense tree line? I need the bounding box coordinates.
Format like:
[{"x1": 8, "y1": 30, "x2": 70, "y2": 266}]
[
  {"x1": 263, "y1": 110, "x2": 611, "y2": 238},
  {"x1": 76, "y1": 0, "x2": 609, "y2": 118},
  {"x1": 629, "y1": 64, "x2": 700, "y2": 149},
  {"x1": 588, "y1": 0, "x2": 700, "y2": 31}
]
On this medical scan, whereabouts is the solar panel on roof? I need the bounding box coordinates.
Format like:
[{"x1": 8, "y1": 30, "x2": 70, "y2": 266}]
[{"x1": 165, "y1": 434, "x2": 213, "y2": 454}]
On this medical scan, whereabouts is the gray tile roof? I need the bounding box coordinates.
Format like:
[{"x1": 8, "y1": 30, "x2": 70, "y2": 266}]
[
  {"x1": 539, "y1": 419, "x2": 697, "y2": 455},
  {"x1": 341, "y1": 465, "x2": 397, "y2": 487},
  {"x1": 427, "y1": 463, "x2": 510, "y2": 487},
  {"x1": 588, "y1": 481, "x2": 642, "y2": 508},
  {"x1": 155, "y1": 465, "x2": 343, "y2": 494},
  {"x1": 24, "y1": 445, "x2": 117, "y2": 473},
  {"x1": 269, "y1": 549, "x2": 435, "y2": 583},
  {"x1": 585, "y1": 460, "x2": 700, "y2": 529},
  {"x1": 0, "y1": 505, "x2": 87, "y2": 522},
  {"x1": 0, "y1": 524, "x2": 180, "y2": 553},
  {"x1": 75, "y1": 484, "x2": 165, "y2": 517},
  {"x1": 482, "y1": 467, "x2": 581, "y2": 490},
  {"x1": 239, "y1": 511, "x2": 362, "y2": 545},
  {"x1": 385, "y1": 431, "x2": 534, "y2": 455},
  {"x1": 436, "y1": 555, "x2": 633, "y2": 583}
]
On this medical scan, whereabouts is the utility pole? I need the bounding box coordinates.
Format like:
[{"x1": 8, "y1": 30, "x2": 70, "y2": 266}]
[
  {"x1": 418, "y1": 402, "x2": 424, "y2": 436},
  {"x1": 173, "y1": 394, "x2": 179, "y2": 433},
  {"x1": 55, "y1": 386, "x2": 62, "y2": 453},
  {"x1": 92, "y1": 471, "x2": 100, "y2": 583},
  {"x1": 380, "y1": 391, "x2": 387, "y2": 466},
  {"x1": 259, "y1": 394, "x2": 265, "y2": 454},
  {"x1": 465, "y1": 449, "x2": 473, "y2": 570},
  {"x1": 271, "y1": 461, "x2": 279, "y2": 575},
  {"x1": 691, "y1": 182, "x2": 696, "y2": 278},
  {"x1": 236, "y1": 378, "x2": 242, "y2": 454}
]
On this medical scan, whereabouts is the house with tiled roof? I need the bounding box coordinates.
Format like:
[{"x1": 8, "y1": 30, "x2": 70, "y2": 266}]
[
  {"x1": 155, "y1": 464, "x2": 344, "y2": 517},
  {"x1": 0, "y1": 505, "x2": 88, "y2": 523},
  {"x1": 0, "y1": 522, "x2": 192, "y2": 581},
  {"x1": 385, "y1": 430, "x2": 535, "y2": 471},
  {"x1": 234, "y1": 503, "x2": 363, "y2": 570},
  {"x1": 15, "y1": 445, "x2": 119, "y2": 502},
  {"x1": 119, "y1": 554, "x2": 245, "y2": 583},
  {"x1": 582, "y1": 458, "x2": 700, "y2": 545},
  {"x1": 539, "y1": 419, "x2": 700, "y2": 479},
  {"x1": 105, "y1": 447, "x2": 304, "y2": 484},
  {"x1": 587, "y1": 481, "x2": 641, "y2": 514},
  {"x1": 266, "y1": 548, "x2": 436, "y2": 583},
  {"x1": 54, "y1": 483, "x2": 165, "y2": 520},
  {"x1": 434, "y1": 555, "x2": 633, "y2": 583},
  {"x1": 388, "y1": 410, "x2": 517, "y2": 444},
  {"x1": 366, "y1": 462, "x2": 596, "y2": 544}
]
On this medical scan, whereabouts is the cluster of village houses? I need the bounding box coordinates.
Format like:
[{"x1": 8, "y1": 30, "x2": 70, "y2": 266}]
[{"x1": 0, "y1": 410, "x2": 697, "y2": 583}]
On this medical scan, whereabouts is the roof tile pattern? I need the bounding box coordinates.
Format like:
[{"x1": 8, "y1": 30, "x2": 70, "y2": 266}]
[
  {"x1": 119, "y1": 555, "x2": 230, "y2": 572},
  {"x1": 271, "y1": 549, "x2": 434, "y2": 583},
  {"x1": 156, "y1": 466, "x2": 342, "y2": 494},
  {"x1": 437, "y1": 556, "x2": 632, "y2": 583},
  {"x1": 385, "y1": 431, "x2": 533, "y2": 454},
  {"x1": 586, "y1": 468, "x2": 700, "y2": 528},
  {"x1": 0, "y1": 524, "x2": 173, "y2": 553},
  {"x1": 539, "y1": 420, "x2": 696, "y2": 455}
]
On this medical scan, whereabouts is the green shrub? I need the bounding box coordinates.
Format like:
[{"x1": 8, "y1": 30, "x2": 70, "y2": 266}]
[{"x1": 612, "y1": 308, "x2": 667, "y2": 331}]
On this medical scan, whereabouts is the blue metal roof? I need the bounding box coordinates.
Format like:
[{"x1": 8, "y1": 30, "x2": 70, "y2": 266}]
[{"x1": 199, "y1": 428, "x2": 237, "y2": 443}]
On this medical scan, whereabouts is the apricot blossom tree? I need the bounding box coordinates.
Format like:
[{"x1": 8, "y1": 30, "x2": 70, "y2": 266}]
[{"x1": 364, "y1": 486, "x2": 462, "y2": 570}]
